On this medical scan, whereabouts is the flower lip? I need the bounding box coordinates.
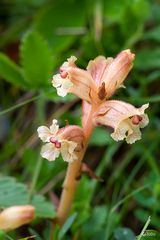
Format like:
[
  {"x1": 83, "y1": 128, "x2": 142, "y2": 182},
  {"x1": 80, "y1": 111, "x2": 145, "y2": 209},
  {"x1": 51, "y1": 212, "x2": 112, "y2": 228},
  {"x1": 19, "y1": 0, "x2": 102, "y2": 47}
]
[
  {"x1": 50, "y1": 137, "x2": 61, "y2": 148},
  {"x1": 131, "y1": 115, "x2": 142, "y2": 125},
  {"x1": 60, "y1": 71, "x2": 68, "y2": 78}
]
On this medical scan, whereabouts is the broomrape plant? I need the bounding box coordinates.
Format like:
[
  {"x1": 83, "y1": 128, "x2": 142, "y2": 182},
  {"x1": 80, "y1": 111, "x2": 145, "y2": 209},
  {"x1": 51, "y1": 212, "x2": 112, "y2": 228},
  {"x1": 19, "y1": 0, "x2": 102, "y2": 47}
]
[{"x1": 37, "y1": 49, "x2": 149, "y2": 226}]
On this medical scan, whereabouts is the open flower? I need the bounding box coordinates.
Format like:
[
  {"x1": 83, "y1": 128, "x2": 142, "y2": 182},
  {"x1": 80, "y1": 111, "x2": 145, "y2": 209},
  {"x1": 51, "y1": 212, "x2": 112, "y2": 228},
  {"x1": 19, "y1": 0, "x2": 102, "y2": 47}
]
[
  {"x1": 52, "y1": 50, "x2": 135, "y2": 105},
  {"x1": 93, "y1": 100, "x2": 149, "y2": 144},
  {"x1": 37, "y1": 119, "x2": 84, "y2": 163},
  {"x1": 52, "y1": 50, "x2": 149, "y2": 144},
  {"x1": 52, "y1": 56, "x2": 97, "y2": 102}
]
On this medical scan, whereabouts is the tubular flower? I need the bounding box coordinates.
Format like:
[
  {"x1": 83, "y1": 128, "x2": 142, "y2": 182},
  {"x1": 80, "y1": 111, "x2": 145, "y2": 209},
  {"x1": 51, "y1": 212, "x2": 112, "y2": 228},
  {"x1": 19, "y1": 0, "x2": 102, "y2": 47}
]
[
  {"x1": 52, "y1": 56, "x2": 77, "y2": 97},
  {"x1": 52, "y1": 50, "x2": 135, "y2": 104},
  {"x1": 93, "y1": 101, "x2": 149, "y2": 144},
  {"x1": 37, "y1": 119, "x2": 84, "y2": 162},
  {"x1": 0, "y1": 205, "x2": 35, "y2": 231},
  {"x1": 51, "y1": 49, "x2": 149, "y2": 144},
  {"x1": 52, "y1": 56, "x2": 97, "y2": 102}
]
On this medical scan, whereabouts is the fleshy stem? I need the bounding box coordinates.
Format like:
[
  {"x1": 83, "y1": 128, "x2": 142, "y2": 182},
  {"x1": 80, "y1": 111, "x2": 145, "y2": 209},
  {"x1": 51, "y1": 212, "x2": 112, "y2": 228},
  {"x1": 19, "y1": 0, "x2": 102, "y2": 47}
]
[{"x1": 55, "y1": 106, "x2": 95, "y2": 226}]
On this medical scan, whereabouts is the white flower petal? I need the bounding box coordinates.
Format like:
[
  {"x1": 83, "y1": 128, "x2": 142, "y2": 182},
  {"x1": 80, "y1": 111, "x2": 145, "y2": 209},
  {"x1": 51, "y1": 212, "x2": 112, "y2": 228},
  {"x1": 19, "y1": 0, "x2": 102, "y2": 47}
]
[
  {"x1": 139, "y1": 113, "x2": 149, "y2": 128},
  {"x1": 52, "y1": 74, "x2": 73, "y2": 97},
  {"x1": 126, "y1": 126, "x2": 141, "y2": 144},
  {"x1": 61, "y1": 56, "x2": 77, "y2": 69},
  {"x1": 41, "y1": 143, "x2": 60, "y2": 161},
  {"x1": 111, "y1": 119, "x2": 133, "y2": 141},
  {"x1": 61, "y1": 140, "x2": 77, "y2": 163},
  {"x1": 37, "y1": 119, "x2": 60, "y2": 142},
  {"x1": 50, "y1": 119, "x2": 59, "y2": 135},
  {"x1": 37, "y1": 126, "x2": 52, "y2": 142}
]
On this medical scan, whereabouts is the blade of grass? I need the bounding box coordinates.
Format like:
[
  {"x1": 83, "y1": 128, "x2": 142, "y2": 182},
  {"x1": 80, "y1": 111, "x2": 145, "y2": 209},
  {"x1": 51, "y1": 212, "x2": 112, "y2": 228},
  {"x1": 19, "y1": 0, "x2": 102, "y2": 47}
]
[
  {"x1": 137, "y1": 216, "x2": 151, "y2": 240},
  {"x1": 0, "y1": 95, "x2": 40, "y2": 116}
]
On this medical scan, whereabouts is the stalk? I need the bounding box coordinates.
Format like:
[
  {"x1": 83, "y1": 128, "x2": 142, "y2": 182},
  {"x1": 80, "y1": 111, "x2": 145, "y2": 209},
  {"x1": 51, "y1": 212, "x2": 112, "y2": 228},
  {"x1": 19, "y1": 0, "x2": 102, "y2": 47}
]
[{"x1": 55, "y1": 106, "x2": 94, "y2": 226}]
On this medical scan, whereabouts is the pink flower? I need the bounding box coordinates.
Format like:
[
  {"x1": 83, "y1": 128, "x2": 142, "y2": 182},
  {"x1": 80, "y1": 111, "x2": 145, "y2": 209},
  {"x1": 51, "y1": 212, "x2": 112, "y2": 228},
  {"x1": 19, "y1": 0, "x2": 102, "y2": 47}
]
[
  {"x1": 37, "y1": 120, "x2": 84, "y2": 162},
  {"x1": 93, "y1": 101, "x2": 149, "y2": 144},
  {"x1": 52, "y1": 50, "x2": 149, "y2": 144},
  {"x1": 52, "y1": 50, "x2": 135, "y2": 104}
]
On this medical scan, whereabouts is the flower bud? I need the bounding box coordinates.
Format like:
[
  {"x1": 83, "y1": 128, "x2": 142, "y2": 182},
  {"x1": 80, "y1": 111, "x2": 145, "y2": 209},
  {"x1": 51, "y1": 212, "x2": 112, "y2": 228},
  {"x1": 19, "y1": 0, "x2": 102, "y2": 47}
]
[
  {"x1": 0, "y1": 205, "x2": 35, "y2": 231},
  {"x1": 60, "y1": 125, "x2": 85, "y2": 152},
  {"x1": 102, "y1": 49, "x2": 135, "y2": 98}
]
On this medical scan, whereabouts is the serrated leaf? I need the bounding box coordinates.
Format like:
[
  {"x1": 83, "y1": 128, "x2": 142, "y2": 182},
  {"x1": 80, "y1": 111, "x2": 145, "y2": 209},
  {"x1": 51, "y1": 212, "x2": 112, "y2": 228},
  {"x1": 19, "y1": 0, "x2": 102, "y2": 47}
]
[
  {"x1": 21, "y1": 31, "x2": 52, "y2": 89},
  {"x1": 0, "y1": 176, "x2": 28, "y2": 206},
  {"x1": 114, "y1": 227, "x2": 136, "y2": 240},
  {"x1": 31, "y1": 195, "x2": 55, "y2": 218},
  {"x1": 0, "y1": 176, "x2": 56, "y2": 219},
  {"x1": 0, "y1": 53, "x2": 28, "y2": 89}
]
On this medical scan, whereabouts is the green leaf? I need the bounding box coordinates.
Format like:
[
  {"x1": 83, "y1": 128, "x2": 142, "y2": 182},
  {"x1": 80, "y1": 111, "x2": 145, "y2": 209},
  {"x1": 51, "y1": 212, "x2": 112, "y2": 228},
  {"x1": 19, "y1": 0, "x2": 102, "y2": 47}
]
[
  {"x1": 114, "y1": 227, "x2": 136, "y2": 240},
  {"x1": 32, "y1": 195, "x2": 55, "y2": 218},
  {"x1": 58, "y1": 213, "x2": 77, "y2": 240},
  {"x1": 120, "y1": 0, "x2": 150, "y2": 38},
  {"x1": 0, "y1": 176, "x2": 28, "y2": 206},
  {"x1": 134, "y1": 193, "x2": 157, "y2": 208},
  {"x1": 0, "y1": 230, "x2": 5, "y2": 238},
  {"x1": 135, "y1": 48, "x2": 160, "y2": 70},
  {"x1": 34, "y1": 0, "x2": 86, "y2": 53},
  {"x1": 29, "y1": 228, "x2": 42, "y2": 240},
  {"x1": 143, "y1": 26, "x2": 160, "y2": 42},
  {"x1": 21, "y1": 31, "x2": 53, "y2": 89},
  {"x1": 0, "y1": 53, "x2": 27, "y2": 89},
  {"x1": 52, "y1": 224, "x2": 60, "y2": 240},
  {"x1": 81, "y1": 205, "x2": 108, "y2": 238},
  {"x1": 104, "y1": 0, "x2": 129, "y2": 22},
  {"x1": 130, "y1": 0, "x2": 150, "y2": 22},
  {"x1": 0, "y1": 176, "x2": 56, "y2": 218}
]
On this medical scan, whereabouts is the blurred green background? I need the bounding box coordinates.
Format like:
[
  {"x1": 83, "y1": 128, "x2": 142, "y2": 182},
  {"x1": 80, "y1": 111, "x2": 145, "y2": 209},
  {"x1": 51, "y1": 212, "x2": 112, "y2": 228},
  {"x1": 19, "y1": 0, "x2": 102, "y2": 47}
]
[{"x1": 0, "y1": 0, "x2": 160, "y2": 239}]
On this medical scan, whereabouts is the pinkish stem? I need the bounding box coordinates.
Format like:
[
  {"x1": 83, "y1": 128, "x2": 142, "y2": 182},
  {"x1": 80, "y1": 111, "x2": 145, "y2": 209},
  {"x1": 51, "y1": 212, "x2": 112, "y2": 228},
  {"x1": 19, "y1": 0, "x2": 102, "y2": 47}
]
[{"x1": 55, "y1": 105, "x2": 95, "y2": 226}]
